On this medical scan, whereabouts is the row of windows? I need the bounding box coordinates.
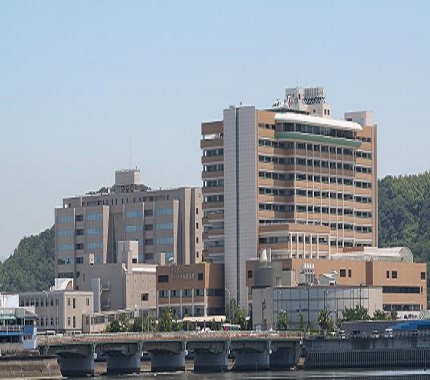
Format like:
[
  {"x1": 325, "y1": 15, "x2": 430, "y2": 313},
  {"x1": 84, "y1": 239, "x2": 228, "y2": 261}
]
[
  {"x1": 203, "y1": 148, "x2": 224, "y2": 157},
  {"x1": 259, "y1": 187, "x2": 372, "y2": 204},
  {"x1": 156, "y1": 237, "x2": 173, "y2": 245},
  {"x1": 87, "y1": 241, "x2": 103, "y2": 250},
  {"x1": 258, "y1": 139, "x2": 362, "y2": 153},
  {"x1": 204, "y1": 179, "x2": 224, "y2": 188},
  {"x1": 259, "y1": 171, "x2": 372, "y2": 188},
  {"x1": 259, "y1": 154, "x2": 371, "y2": 173},
  {"x1": 58, "y1": 244, "x2": 74, "y2": 252},
  {"x1": 58, "y1": 229, "x2": 74, "y2": 237},
  {"x1": 156, "y1": 223, "x2": 173, "y2": 230},
  {"x1": 279, "y1": 122, "x2": 355, "y2": 140},
  {"x1": 86, "y1": 227, "x2": 103, "y2": 236},
  {"x1": 204, "y1": 164, "x2": 224, "y2": 172},
  {"x1": 205, "y1": 195, "x2": 224, "y2": 203},
  {"x1": 125, "y1": 210, "x2": 143, "y2": 218},
  {"x1": 126, "y1": 225, "x2": 143, "y2": 233},
  {"x1": 382, "y1": 286, "x2": 421, "y2": 294},
  {"x1": 86, "y1": 213, "x2": 103, "y2": 221},
  {"x1": 259, "y1": 235, "x2": 328, "y2": 245},
  {"x1": 204, "y1": 240, "x2": 224, "y2": 249},
  {"x1": 57, "y1": 215, "x2": 73, "y2": 224},
  {"x1": 156, "y1": 208, "x2": 173, "y2": 216},
  {"x1": 57, "y1": 257, "x2": 74, "y2": 265},
  {"x1": 158, "y1": 288, "x2": 206, "y2": 298}
]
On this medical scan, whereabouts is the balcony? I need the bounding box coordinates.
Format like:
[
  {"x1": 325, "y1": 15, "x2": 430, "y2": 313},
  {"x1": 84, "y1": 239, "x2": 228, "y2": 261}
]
[{"x1": 200, "y1": 138, "x2": 223, "y2": 149}]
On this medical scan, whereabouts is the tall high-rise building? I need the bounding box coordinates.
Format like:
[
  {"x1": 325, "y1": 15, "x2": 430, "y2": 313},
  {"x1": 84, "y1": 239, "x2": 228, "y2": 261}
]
[
  {"x1": 55, "y1": 169, "x2": 203, "y2": 281},
  {"x1": 201, "y1": 87, "x2": 377, "y2": 307}
]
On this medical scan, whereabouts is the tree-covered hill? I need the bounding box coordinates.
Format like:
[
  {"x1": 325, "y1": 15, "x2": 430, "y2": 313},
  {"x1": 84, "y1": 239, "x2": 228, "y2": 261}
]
[
  {"x1": 378, "y1": 172, "x2": 430, "y2": 263},
  {"x1": 0, "y1": 226, "x2": 55, "y2": 292}
]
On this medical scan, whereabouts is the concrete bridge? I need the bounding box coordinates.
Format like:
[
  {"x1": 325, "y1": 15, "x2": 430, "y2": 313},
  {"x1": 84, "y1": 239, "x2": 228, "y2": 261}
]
[{"x1": 38, "y1": 332, "x2": 302, "y2": 376}]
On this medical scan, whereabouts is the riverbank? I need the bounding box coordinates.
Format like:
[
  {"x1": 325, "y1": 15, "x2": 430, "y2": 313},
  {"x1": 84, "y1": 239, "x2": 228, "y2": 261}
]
[{"x1": 0, "y1": 355, "x2": 62, "y2": 379}]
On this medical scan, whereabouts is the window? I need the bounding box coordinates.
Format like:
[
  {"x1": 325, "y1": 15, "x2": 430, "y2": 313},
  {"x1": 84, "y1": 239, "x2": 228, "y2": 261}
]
[
  {"x1": 125, "y1": 225, "x2": 143, "y2": 233},
  {"x1": 348, "y1": 269, "x2": 352, "y2": 278},
  {"x1": 125, "y1": 210, "x2": 143, "y2": 218},
  {"x1": 155, "y1": 208, "x2": 173, "y2": 216},
  {"x1": 340, "y1": 269, "x2": 346, "y2": 277},
  {"x1": 141, "y1": 293, "x2": 149, "y2": 301},
  {"x1": 392, "y1": 271, "x2": 397, "y2": 279},
  {"x1": 156, "y1": 223, "x2": 173, "y2": 230},
  {"x1": 198, "y1": 273, "x2": 204, "y2": 281},
  {"x1": 195, "y1": 289, "x2": 204, "y2": 296},
  {"x1": 73, "y1": 298, "x2": 76, "y2": 308},
  {"x1": 57, "y1": 215, "x2": 73, "y2": 223},
  {"x1": 247, "y1": 270, "x2": 253, "y2": 279},
  {"x1": 386, "y1": 271, "x2": 390, "y2": 279},
  {"x1": 144, "y1": 209, "x2": 153, "y2": 217},
  {"x1": 156, "y1": 237, "x2": 173, "y2": 245},
  {"x1": 86, "y1": 298, "x2": 90, "y2": 306},
  {"x1": 158, "y1": 275, "x2": 168, "y2": 283},
  {"x1": 183, "y1": 289, "x2": 192, "y2": 297},
  {"x1": 421, "y1": 272, "x2": 426, "y2": 280},
  {"x1": 86, "y1": 213, "x2": 102, "y2": 221},
  {"x1": 67, "y1": 298, "x2": 70, "y2": 306}
]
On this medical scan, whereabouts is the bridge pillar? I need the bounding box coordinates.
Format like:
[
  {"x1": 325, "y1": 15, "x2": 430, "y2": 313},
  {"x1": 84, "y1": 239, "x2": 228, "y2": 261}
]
[
  {"x1": 150, "y1": 351, "x2": 186, "y2": 372},
  {"x1": 270, "y1": 342, "x2": 301, "y2": 370},
  {"x1": 232, "y1": 341, "x2": 271, "y2": 371},
  {"x1": 193, "y1": 342, "x2": 229, "y2": 372},
  {"x1": 106, "y1": 353, "x2": 141, "y2": 375},
  {"x1": 57, "y1": 355, "x2": 94, "y2": 377}
]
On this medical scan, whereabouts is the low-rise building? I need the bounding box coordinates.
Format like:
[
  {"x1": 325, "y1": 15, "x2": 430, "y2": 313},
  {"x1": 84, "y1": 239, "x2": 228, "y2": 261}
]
[
  {"x1": 19, "y1": 279, "x2": 93, "y2": 333},
  {"x1": 156, "y1": 263, "x2": 224, "y2": 319},
  {"x1": 247, "y1": 247, "x2": 427, "y2": 319},
  {"x1": 253, "y1": 284, "x2": 382, "y2": 331}
]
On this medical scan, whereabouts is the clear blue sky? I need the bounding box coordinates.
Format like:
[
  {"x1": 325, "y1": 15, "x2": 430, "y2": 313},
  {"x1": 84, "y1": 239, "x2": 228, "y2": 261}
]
[{"x1": 0, "y1": 1, "x2": 429, "y2": 260}]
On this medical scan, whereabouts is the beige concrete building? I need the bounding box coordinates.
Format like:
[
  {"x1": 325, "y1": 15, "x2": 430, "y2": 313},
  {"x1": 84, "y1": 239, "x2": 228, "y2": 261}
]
[
  {"x1": 247, "y1": 247, "x2": 427, "y2": 318},
  {"x1": 55, "y1": 169, "x2": 203, "y2": 282},
  {"x1": 76, "y1": 241, "x2": 157, "y2": 313},
  {"x1": 19, "y1": 279, "x2": 93, "y2": 333},
  {"x1": 156, "y1": 263, "x2": 224, "y2": 319},
  {"x1": 201, "y1": 86, "x2": 377, "y2": 307}
]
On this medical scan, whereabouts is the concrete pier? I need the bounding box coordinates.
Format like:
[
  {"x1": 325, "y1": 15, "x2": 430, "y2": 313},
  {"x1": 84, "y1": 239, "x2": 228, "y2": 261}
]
[
  {"x1": 190, "y1": 341, "x2": 229, "y2": 372},
  {"x1": 231, "y1": 340, "x2": 271, "y2": 371},
  {"x1": 56, "y1": 352, "x2": 94, "y2": 377},
  {"x1": 270, "y1": 341, "x2": 301, "y2": 370},
  {"x1": 106, "y1": 353, "x2": 141, "y2": 375},
  {"x1": 150, "y1": 351, "x2": 186, "y2": 372}
]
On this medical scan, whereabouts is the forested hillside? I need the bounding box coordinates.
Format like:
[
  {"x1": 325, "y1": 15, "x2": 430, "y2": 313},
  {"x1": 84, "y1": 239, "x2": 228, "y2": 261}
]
[
  {"x1": 378, "y1": 172, "x2": 430, "y2": 263},
  {"x1": 0, "y1": 227, "x2": 55, "y2": 292}
]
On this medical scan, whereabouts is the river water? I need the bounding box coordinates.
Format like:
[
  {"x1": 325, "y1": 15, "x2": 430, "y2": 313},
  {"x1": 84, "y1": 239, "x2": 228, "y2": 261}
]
[{"x1": 75, "y1": 370, "x2": 430, "y2": 380}]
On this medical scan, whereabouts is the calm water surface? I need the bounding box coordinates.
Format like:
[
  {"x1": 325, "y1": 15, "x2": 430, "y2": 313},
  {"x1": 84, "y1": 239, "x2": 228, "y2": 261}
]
[{"x1": 75, "y1": 370, "x2": 430, "y2": 379}]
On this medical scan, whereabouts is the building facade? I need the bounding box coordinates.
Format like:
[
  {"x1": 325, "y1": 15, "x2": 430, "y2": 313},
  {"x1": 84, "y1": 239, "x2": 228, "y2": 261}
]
[
  {"x1": 55, "y1": 169, "x2": 203, "y2": 281},
  {"x1": 247, "y1": 247, "x2": 427, "y2": 318},
  {"x1": 201, "y1": 87, "x2": 377, "y2": 307},
  {"x1": 156, "y1": 263, "x2": 225, "y2": 319},
  {"x1": 19, "y1": 280, "x2": 93, "y2": 333},
  {"x1": 253, "y1": 285, "x2": 382, "y2": 331},
  {"x1": 75, "y1": 241, "x2": 157, "y2": 312}
]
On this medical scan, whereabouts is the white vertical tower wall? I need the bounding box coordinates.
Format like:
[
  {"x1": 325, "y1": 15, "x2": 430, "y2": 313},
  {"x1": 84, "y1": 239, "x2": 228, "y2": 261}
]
[{"x1": 224, "y1": 106, "x2": 258, "y2": 308}]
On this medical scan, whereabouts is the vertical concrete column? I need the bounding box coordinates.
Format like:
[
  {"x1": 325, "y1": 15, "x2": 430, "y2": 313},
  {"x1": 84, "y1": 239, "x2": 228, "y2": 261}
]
[
  {"x1": 106, "y1": 353, "x2": 141, "y2": 375},
  {"x1": 150, "y1": 351, "x2": 186, "y2": 372},
  {"x1": 57, "y1": 355, "x2": 94, "y2": 377},
  {"x1": 194, "y1": 343, "x2": 229, "y2": 372}
]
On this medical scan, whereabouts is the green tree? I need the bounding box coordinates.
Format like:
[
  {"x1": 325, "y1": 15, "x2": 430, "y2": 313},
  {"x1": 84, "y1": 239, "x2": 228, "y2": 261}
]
[
  {"x1": 318, "y1": 309, "x2": 334, "y2": 334},
  {"x1": 276, "y1": 310, "x2": 289, "y2": 330},
  {"x1": 298, "y1": 311, "x2": 305, "y2": 332},
  {"x1": 342, "y1": 305, "x2": 370, "y2": 322},
  {"x1": 225, "y1": 299, "x2": 247, "y2": 329},
  {"x1": 373, "y1": 309, "x2": 387, "y2": 321},
  {"x1": 390, "y1": 310, "x2": 398, "y2": 320},
  {"x1": 158, "y1": 309, "x2": 174, "y2": 332},
  {"x1": 105, "y1": 319, "x2": 121, "y2": 333}
]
